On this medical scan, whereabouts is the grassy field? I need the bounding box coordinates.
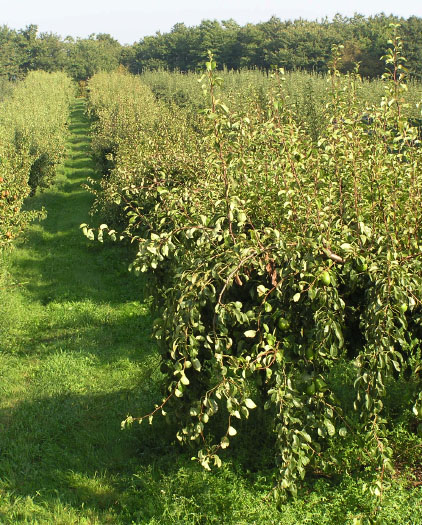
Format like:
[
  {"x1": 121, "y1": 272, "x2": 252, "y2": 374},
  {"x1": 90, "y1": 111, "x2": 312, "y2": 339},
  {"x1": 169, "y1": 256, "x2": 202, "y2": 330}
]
[{"x1": 0, "y1": 98, "x2": 421, "y2": 524}]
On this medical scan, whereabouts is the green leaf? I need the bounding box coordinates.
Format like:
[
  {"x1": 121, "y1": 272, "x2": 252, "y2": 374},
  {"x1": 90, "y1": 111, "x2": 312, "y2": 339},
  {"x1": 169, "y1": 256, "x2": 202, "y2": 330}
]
[
  {"x1": 180, "y1": 374, "x2": 190, "y2": 386},
  {"x1": 333, "y1": 323, "x2": 344, "y2": 348},
  {"x1": 244, "y1": 330, "x2": 257, "y2": 338},
  {"x1": 221, "y1": 436, "x2": 230, "y2": 449},
  {"x1": 228, "y1": 426, "x2": 237, "y2": 436},
  {"x1": 257, "y1": 285, "x2": 268, "y2": 296},
  {"x1": 213, "y1": 455, "x2": 222, "y2": 467},
  {"x1": 340, "y1": 243, "x2": 353, "y2": 252},
  {"x1": 244, "y1": 398, "x2": 257, "y2": 409},
  {"x1": 324, "y1": 419, "x2": 335, "y2": 436}
]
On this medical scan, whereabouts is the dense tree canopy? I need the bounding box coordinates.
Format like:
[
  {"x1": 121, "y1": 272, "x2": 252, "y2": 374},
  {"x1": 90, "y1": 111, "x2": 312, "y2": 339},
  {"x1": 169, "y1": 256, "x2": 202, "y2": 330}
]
[
  {"x1": 1, "y1": 15, "x2": 422, "y2": 81},
  {"x1": 125, "y1": 14, "x2": 422, "y2": 77},
  {"x1": 0, "y1": 25, "x2": 123, "y2": 81}
]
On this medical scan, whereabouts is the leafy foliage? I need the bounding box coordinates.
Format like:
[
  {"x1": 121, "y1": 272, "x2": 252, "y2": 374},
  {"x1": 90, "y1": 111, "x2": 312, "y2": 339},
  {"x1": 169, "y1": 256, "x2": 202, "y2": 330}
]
[
  {"x1": 85, "y1": 31, "x2": 422, "y2": 501},
  {"x1": 0, "y1": 71, "x2": 74, "y2": 248}
]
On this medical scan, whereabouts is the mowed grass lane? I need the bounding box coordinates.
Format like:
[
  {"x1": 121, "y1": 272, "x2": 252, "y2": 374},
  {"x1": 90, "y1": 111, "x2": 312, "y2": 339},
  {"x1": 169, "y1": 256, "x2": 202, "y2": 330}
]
[{"x1": 0, "y1": 99, "x2": 162, "y2": 523}]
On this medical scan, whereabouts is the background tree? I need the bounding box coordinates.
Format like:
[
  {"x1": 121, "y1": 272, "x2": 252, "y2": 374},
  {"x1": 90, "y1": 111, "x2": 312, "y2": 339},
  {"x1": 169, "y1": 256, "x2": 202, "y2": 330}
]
[
  {"x1": 0, "y1": 25, "x2": 22, "y2": 80},
  {"x1": 65, "y1": 33, "x2": 122, "y2": 81},
  {"x1": 1, "y1": 15, "x2": 422, "y2": 80}
]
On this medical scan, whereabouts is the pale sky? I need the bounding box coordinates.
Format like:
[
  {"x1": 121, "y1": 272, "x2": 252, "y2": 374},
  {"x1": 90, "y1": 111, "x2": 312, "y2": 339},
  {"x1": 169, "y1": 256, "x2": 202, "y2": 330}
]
[{"x1": 1, "y1": 0, "x2": 421, "y2": 44}]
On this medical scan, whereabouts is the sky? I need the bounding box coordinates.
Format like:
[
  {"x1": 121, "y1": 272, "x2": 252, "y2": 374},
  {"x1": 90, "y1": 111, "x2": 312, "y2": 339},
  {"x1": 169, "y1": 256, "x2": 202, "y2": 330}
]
[{"x1": 1, "y1": 0, "x2": 422, "y2": 45}]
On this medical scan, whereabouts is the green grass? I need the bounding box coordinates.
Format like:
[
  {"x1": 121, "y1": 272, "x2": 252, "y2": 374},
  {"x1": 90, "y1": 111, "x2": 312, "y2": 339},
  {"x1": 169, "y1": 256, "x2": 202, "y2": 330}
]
[{"x1": 0, "y1": 99, "x2": 420, "y2": 524}]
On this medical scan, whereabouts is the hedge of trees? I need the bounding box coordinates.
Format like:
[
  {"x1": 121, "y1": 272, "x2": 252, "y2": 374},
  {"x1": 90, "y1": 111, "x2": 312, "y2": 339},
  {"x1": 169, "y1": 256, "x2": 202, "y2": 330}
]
[
  {"x1": 127, "y1": 14, "x2": 422, "y2": 78},
  {"x1": 83, "y1": 30, "x2": 422, "y2": 499},
  {"x1": 0, "y1": 25, "x2": 122, "y2": 81},
  {"x1": 1, "y1": 14, "x2": 422, "y2": 81},
  {"x1": 0, "y1": 71, "x2": 74, "y2": 248}
]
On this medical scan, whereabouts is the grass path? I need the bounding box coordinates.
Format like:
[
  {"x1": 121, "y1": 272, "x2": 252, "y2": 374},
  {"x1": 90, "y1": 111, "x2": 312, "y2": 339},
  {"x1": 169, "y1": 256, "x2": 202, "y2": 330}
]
[
  {"x1": 0, "y1": 99, "x2": 164, "y2": 523},
  {"x1": 0, "y1": 99, "x2": 420, "y2": 525}
]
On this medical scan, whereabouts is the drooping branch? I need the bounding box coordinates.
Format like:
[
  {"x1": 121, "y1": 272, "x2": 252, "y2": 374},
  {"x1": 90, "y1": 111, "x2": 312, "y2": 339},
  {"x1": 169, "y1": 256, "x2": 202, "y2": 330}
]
[{"x1": 322, "y1": 246, "x2": 345, "y2": 264}]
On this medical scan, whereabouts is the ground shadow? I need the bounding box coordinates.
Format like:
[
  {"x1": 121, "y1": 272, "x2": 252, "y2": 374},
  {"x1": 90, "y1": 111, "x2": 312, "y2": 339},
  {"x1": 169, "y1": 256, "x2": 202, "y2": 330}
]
[
  {"x1": 0, "y1": 382, "x2": 280, "y2": 523},
  {"x1": 10, "y1": 222, "x2": 142, "y2": 307},
  {"x1": 0, "y1": 387, "x2": 185, "y2": 523}
]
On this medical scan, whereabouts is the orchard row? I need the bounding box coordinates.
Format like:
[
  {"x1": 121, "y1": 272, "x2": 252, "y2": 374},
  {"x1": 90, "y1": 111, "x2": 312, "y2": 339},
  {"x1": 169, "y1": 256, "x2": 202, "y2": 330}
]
[
  {"x1": 0, "y1": 71, "x2": 74, "y2": 249},
  {"x1": 83, "y1": 33, "x2": 421, "y2": 498}
]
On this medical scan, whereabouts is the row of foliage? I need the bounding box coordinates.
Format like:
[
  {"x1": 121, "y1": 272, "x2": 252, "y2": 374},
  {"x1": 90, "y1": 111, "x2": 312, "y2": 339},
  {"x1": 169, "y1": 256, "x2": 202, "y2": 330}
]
[
  {"x1": 0, "y1": 71, "x2": 74, "y2": 248},
  {"x1": 84, "y1": 30, "x2": 422, "y2": 501},
  {"x1": 2, "y1": 14, "x2": 422, "y2": 81},
  {"x1": 0, "y1": 25, "x2": 122, "y2": 82},
  {"x1": 141, "y1": 67, "x2": 422, "y2": 143}
]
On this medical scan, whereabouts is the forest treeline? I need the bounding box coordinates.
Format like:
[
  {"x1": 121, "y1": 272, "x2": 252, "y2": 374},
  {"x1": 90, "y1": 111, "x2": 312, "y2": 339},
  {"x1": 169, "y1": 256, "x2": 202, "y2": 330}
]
[{"x1": 1, "y1": 14, "x2": 422, "y2": 82}]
